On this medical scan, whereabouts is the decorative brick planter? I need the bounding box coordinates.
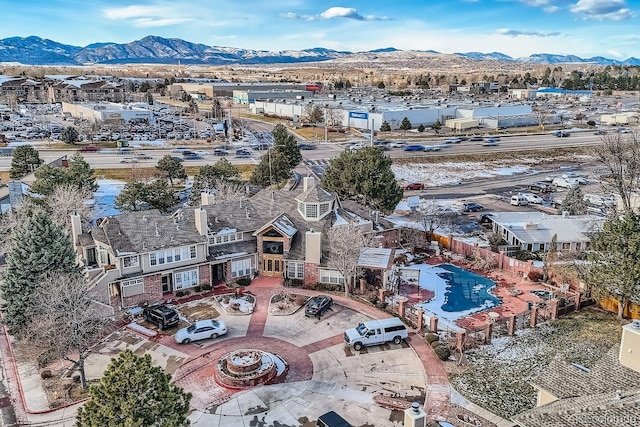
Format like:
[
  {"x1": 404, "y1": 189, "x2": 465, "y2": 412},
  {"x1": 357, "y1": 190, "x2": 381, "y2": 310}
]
[{"x1": 214, "y1": 349, "x2": 283, "y2": 390}]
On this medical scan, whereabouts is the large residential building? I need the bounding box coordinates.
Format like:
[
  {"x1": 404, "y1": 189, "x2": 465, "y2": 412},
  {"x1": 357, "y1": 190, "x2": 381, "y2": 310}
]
[{"x1": 73, "y1": 176, "x2": 399, "y2": 313}]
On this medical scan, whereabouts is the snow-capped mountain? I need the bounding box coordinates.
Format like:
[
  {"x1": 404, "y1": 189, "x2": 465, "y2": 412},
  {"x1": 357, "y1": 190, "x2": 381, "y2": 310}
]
[{"x1": 1, "y1": 35, "x2": 639, "y2": 66}]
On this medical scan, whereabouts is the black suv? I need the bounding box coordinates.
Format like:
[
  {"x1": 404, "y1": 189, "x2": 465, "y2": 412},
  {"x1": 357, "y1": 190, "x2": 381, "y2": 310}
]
[
  {"x1": 529, "y1": 182, "x2": 553, "y2": 193},
  {"x1": 143, "y1": 304, "x2": 179, "y2": 330},
  {"x1": 305, "y1": 295, "x2": 333, "y2": 318},
  {"x1": 462, "y1": 202, "x2": 484, "y2": 212}
]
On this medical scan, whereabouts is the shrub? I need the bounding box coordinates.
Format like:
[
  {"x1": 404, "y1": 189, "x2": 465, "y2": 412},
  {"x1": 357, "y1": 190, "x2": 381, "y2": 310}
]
[
  {"x1": 425, "y1": 332, "x2": 440, "y2": 344},
  {"x1": 236, "y1": 277, "x2": 251, "y2": 287},
  {"x1": 175, "y1": 290, "x2": 187, "y2": 297},
  {"x1": 434, "y1": 345, "x2": 451, "y2": 361},
  {"x1": 528, "y1": 271, "x2": 542, "y2": 282},
  {"x1": 283, "y1": 278, "x2": 304, "y2": 288},
  {"x1": 202, "y1": 284, "x2": 212, "y2": 291},
  {"x1": 430, "y1": 340, "x2": 442, "y2": 349},
  {"x1": 193, "y1": 285, "x2": 202, "y2": 292},
  {"x1": 295, "y1": 295, "x2": 307, "y2": 306},
  {"x1": 369, "y1": 295, "x2": 380, "y2": 305}
]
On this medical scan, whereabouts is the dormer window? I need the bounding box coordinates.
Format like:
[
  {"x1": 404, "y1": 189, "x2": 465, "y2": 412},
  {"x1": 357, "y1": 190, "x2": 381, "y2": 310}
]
[{"x1": 295, "y1": 186, "x2": 336, "y2": 222}]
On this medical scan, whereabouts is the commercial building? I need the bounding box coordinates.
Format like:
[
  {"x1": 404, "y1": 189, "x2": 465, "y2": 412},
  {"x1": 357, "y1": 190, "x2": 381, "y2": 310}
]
[{"x1": 61, "y1": 102, "x2": 154, "y2": 124}]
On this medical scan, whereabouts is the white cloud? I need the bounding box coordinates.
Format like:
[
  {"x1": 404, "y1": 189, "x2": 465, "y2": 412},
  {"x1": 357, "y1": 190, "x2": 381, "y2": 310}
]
[
  {"x1": 495, "y1": 28, "x2": 562, "y2": 37},
  {"x1": 103, "y1": 5, "x2": 192, "y2": 27},
  {"x1": 570, "y1": 0, "x2": 633, "y2": 20},
  {"x1": 283, "y1": 6, "x2": 388, "y2": 21}
]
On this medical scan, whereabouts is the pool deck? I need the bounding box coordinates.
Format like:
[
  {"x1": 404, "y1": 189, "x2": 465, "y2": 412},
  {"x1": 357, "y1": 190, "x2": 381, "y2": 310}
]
[{"x1": 422, "y1": 257, "x2": 552, "y2": 331}]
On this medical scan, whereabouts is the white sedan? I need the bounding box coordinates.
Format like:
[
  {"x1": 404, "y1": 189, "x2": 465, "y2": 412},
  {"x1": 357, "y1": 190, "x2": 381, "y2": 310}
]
[
  {"x1": 174, "y1": 319, "x2": 227, "y2": 344},
  {"x1": 523, "y1": 193, "x2": 544, "y2": 204}
]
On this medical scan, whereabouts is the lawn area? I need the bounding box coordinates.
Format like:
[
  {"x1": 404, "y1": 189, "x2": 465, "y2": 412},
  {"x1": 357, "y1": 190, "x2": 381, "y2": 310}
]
[{"x1": 449, "y1": 307, "x2": 626, "y2": 419}]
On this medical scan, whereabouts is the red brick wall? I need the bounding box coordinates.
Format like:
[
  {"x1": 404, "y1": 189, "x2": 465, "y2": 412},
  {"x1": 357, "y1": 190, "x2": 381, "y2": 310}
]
[
  {"x1": 119, "y1": 273, "x2": 163, "y2": 308},
  {"x1": 199, "y1": 264, "x2": 211, "y2": 286},
  {"x1": 303, "y1": 262, "x2": 319, "y2": 287}
]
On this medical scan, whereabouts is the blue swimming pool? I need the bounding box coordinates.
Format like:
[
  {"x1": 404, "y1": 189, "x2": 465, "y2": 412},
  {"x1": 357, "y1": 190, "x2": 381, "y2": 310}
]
[{"x1": 436, "y1": 264, "x2": 501, "y2": 313}]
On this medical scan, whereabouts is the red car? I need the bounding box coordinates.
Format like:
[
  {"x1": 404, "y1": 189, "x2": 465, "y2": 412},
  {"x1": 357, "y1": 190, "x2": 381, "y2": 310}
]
[{"x1": 404, "y1": 183, "x2": 425, "y2": 190}]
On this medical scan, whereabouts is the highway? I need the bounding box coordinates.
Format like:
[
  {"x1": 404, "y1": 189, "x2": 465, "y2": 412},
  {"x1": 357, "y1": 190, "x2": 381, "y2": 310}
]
[{"x1": 0, "y1": 128, "x2": 606, "y2": 171}]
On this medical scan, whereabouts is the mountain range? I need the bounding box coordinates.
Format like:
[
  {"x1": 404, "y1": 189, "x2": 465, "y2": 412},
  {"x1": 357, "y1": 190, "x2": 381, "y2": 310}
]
[{"x1": 0, "y1": 35, "x2": 638, "y2": 67}]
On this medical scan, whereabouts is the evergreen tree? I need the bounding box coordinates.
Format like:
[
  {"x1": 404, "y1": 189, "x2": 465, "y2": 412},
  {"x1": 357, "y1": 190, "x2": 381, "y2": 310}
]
[
  {"x1": 272, "y1": 124, "x2": 302, "y2": 170},
  {"x1": 60, "y1": 126, "x2": 80, "y2": 145},
  {"x1": 1, "y1": 210, "x2": 81, "y2": 333},
  {"x1": 156, "y1": 155, "x2": 187, "y2": 187},
  {"x1": 417, "y1": 124, "x2": 426, "y2": 133},
  {"x1": 30, "y1": 153, "x2": 97, "y2": 196},
  {"x1": 145, "y1": 180, "x2": 177, "y2": 213},
  {"x1": 380, "y1": 121, "x2": 391, "y2": 132},
  {"x1": 588, "y1": 212, "x2": 640, "y2": 319},
  {"x1": 10, "y1": 145, "x2": 43, "y2": 178},
  {"x1": 250, "y1": 149, "x2": 292, "y2": 187},
  {"x1": 322, "y1": 147, "x2": 403, "y2": 214},
  {"x1": 560, "y1": 186, "x2": 587, "y2": 215},
  {"x1": 76, "y1": 349, "x2": 191, "y2": 427},
  {"x1": 400, "y1": 117, "x2": 412, "y2": 134},
  {"x1": 115, "y1": 181, "x2": 149, "y2": 212}
]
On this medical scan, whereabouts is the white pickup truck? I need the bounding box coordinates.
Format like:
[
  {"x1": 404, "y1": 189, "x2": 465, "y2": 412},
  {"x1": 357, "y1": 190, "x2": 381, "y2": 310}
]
[{"x1": 343, "y1": 318, "x2": 408, "y2": 351}]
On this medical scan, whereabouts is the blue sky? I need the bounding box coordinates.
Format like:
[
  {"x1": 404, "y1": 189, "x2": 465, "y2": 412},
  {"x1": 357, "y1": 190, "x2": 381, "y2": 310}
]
[{"x1": 0, "y1": 0, "x2": 639, "y2": 59}]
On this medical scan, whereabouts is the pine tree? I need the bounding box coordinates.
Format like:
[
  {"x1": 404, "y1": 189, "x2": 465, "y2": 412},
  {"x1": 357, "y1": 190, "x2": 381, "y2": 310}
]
[
  {"x1": 76, "y1": 350, "x2": 192, "y2": 427},
  {"x1": 560, "y1": 186, "x2": 587, "y2": 215},
  {"x1": 60, "y1": 126, "x2": 79, "y2": 145},
  {"x1": 10, "y1": 145, "x2": 43, "y2": 178},
  {"x1": 145, "y1": 180, "x2": 177, "y2": 213},
  {"x1": 400, "y1": 117, "x2": 412, "y2": 134},
  {"x1": 379, "y1": 121, "x2": 391, "y2": 132},
  {"x1": 66, "y1": 153, "x2": 98, "y2": 192},
  {"x1": 156, "y1": 155, "x2": 187, "y2": 187},
  {"x1": 272, "y1": 124, "x2": 302, "y2": 170},
  {"x1": 322, "y1": 147, "x2": 403, "y2": 214},
  {"x1": 1, "y1": 210, "x2": 81, "y2": 333}
]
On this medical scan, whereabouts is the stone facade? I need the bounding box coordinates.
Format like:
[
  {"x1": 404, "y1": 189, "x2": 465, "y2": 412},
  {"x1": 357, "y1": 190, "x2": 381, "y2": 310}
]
[{"x1": 303, "y1": 262, "x2": 319, "y2": 287}]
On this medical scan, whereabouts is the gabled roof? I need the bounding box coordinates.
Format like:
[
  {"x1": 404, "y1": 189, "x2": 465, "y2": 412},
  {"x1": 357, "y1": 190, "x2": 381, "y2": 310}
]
[
  {"x1": 512, "y1": 345, "x2": 640, "y2": 427},
  {"x1": 95, "y1": 210, "x2": 206, "y2": 255},
  {"x1": 253, "y1": 214, "x2": 298, "y2": 238}
]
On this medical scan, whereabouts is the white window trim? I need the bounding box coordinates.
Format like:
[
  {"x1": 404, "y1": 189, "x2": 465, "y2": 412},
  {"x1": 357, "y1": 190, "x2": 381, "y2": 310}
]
[
  {"x1": 211, "y1": 232, "x2": 243, "y2": 246},
  {"x1": 174, "y1": 269, "x2": 199, "y2": 290},
  {"x1": 231, "y1": 258, "x2": 252, "y2": 278},
  {"x1": 287, "y1": 261, "x2": 304, "y2": 279},
  {"x1": 121, "y1": 278, "x2": 144, "y2": 297},
  {"x1": 122, "y1": 255, "x2": 139, "y2": 268},
  {"x1": 319, "y1": 269, "x2": 344, "y2": 284},
  {"x1": 150, "y1": 245, "x2": 197, "y2": 266}
]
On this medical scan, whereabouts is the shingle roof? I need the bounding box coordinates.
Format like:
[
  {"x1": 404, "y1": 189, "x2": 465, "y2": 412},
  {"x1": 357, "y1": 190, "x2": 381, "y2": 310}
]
[
  {"x1": 512, "y1": 345, "x2": 640, "y2": 427},
  {"x1": 98, "y1": 210, "x2": 206, "y2": 255},
  {"x1": 295, "y1": 185, "x2": 335, "y2": 203}
]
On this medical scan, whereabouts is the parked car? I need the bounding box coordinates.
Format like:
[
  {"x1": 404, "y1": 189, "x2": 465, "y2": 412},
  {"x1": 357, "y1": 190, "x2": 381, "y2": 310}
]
[
  {"x1": 403, "y1": 182, "x2": 425, "y2": 190},
  {"x1": 403, "y1": 144, "x2": 425, "y2": 151},
  {"x1": 529, "y1": 182, "x2": 553, "y2": 193},
  {"x1": 552, "y1": 177, "x2": 579, "y2": 189},
  {"x1": 305, "y1": 295, "x2": 334, "y2": 318},
  {"x1": 174, "y1": 319, "x2": 227, "y2": 344},
  {"x1": 522, "y1": 193, "x2": 544, "y2": 204},
  {"x1": 143, "y1": 304, "x2": 179, "y2": 330},
  {"x1": 462, "y1": 202, "x2": 484, "y2": 212}
]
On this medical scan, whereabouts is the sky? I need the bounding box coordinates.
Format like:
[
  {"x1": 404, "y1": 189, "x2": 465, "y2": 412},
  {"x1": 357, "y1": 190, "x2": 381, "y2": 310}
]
[{"x1": 0, "y1": 0, "x2": 639, "y2": 60}]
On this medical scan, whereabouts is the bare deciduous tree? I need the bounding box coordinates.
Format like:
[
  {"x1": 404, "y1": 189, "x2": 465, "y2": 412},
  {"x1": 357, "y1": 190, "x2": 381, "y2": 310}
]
[
  {"x1": 326, "y1": 221, "x2": 371, "y2": 297},
  {"x1": 591, "y1": 132, "x2": 640, "y2": 214},
  {"x1": 410, "y1": 200, "x2": 457, "y2": 246},
  {"x1": 45, "y1": 184, "x2": 93, "y2": 233},
  {"x1": 17, "y1": 272, "x2": 112, "y2": 389}
]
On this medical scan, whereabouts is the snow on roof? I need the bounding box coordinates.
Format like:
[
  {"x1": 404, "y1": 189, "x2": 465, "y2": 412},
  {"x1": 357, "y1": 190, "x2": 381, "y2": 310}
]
[
  {"x1": 489, "y1": 211, "x2": 604, "y2": 243},
  {"x1": 358, "y1": 247, "x2": 393, "y2": 269}
]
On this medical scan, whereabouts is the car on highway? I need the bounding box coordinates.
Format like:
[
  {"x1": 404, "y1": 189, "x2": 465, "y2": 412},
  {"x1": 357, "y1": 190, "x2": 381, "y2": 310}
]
[
  {"x1": 423, "y1": 145, "x2": 442, "y2": 151},
  {"x1": 213, "y1": 148, "x2": 229, "y2": 156},
  {"x1": 119, "y1": 157, "x2": 138, "y2": 163},
  {"x1": 403, "y1": 182, "x2": 425, "y2": 190},
  {"x1": 235, "y1": 149, "x2": 251, "y2": 158},
  {"x1": 195, "y1": 150, "x2": 210, "y2": 156},
  {"x1": 386, "y1": 141, "x2": 405, "y2": 148},
  {"x1": 403, "y1": 144, "x2": 425, "y2": 151},
  {"x1": 347, "y1": 143, "x2": 366, "y2": 150},
  {"x1": 444, "y1": 137, "x2": 463, "y2": 144},
  {"x1": 469, "y1": 136, "x2": 483, "y2": 141},
  {"x1": 133, "y1": 152, "x2": 152, "y2": 160},
  {"x1": 522, "y1": 193, "x2": 544, "y2": 204},
  {"x1": 483, "y1": 138, "x2": 499, "y2": 146},
  {"x1": 174, "y1": 319, "x2": 227, "y2": 344},
  {"x1": 554, "y1": 130, "x2": 571, "y2": 137},
  {"x1": 183, "y1": 153, "x2": 203, "y2": 160},
  {"x1": 172, "y1": 147, "x2": 190, "y2": 153},
  {"x1": 297, "y1": 143, "x2": 317, "y2": 150},
  {"x1": 462, "y1": 202, "x2": 484, "y2": 212},
  {"x1": 76, "y1": 145, "x2": 100, "y2": 152},
  {"x1": 170, "y1": 156, "x2": 184, "y2": 162},
  {"x1": 305, "y1": 295, "x2": 333, "y2": 318}
]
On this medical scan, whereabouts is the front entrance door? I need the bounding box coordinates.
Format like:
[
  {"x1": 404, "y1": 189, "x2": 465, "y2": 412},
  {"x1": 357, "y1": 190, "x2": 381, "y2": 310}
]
[
  {"x1": 161, "y1": 275, "x2": 171, "y2": 293},
  {"x1": 262, "y1": 255, "x2": 283, "y2": 277}
]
